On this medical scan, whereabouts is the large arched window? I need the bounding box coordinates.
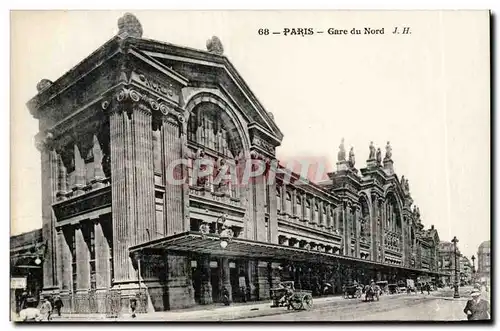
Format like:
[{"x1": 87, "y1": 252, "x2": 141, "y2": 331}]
[
  {"x1": 305, "y1": 199, "x2": 311, "y2": 221},
  {"x1": 314, "y1": 202, "x2": 319, "y2": 223},
  {"x1": 187, "y1": 103, "x2": 243, "y2": 197}
]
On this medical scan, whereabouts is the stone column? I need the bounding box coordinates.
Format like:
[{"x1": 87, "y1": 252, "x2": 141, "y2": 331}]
[
  {"x1": 109, "y1": 95, "x2": 156, "y2": 287},
  {"x1": 74, "y1": 223, "x2": 90, "y2": 312},
  {"x1": 246, "y1": 260, "x2": 257, "y2": 301},
  {"x1": 109, "y1": 106, "x2": 135, "y2": 283},
  {"x1": 133, "y1": 104, "x2": 156, "y2": 244},
  {"x1": 75, "y1": 223, "x2": 90, "y2": 290},
  {"x1": 199, "y1": 255, "x2": 213, "y2": 305},
  {"x1": 94, "y1": 218, "x2": 110, "y2": 312},
  {"x1": 220, "y1": 258, "x2": 232, "y2": 303},
  {"x1": 37, "y1": 140, "x2": 58, "y2": 291},
  {"x1": 162, "y1": 114, "x2": 185, "y2": 236}
]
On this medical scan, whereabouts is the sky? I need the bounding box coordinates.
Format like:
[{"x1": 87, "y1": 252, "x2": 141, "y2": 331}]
[{"x1": 10, "y1": 10, "x2": 490, "y2": 260}]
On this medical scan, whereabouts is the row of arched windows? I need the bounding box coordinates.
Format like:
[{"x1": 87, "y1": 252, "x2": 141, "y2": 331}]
[{"x1": 276, "y1": 187, "x2": 339, "y2": 229}]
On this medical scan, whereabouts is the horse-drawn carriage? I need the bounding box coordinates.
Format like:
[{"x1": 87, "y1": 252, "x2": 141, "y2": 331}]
[
  {"x1": 376, "y1": 281, "x2": 389, "y2": 295},
  {"x1": 270, "y1": 281, "x2": 313, "y2": 311},
  {"x1": 364, "y1": 284, "x2": 381, "y2": 302},
  {"x1": 388, "y1": 283, "x2": 399, "y2": 294},
  {"x1": 343, "y1": 284, "x2": 363, "y2": 299}
]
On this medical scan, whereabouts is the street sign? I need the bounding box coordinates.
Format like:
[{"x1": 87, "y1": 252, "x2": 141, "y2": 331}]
[{"x1": 11, "y1": 277, "x2": 27, "y2": 289}]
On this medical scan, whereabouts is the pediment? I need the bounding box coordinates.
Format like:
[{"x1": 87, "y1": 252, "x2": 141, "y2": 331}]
[{"x1": 127, "y1": 38, "x2": 283, "y2": 146}]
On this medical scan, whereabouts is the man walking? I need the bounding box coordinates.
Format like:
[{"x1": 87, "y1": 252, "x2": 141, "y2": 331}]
[
  {"x1": 463, "y1": 289, "x2": 490, "y2": 320},
  {"x1": 53, "y1": 296, "x2": 63, "y2": 317},
  {"x1": 39, "y1": 297, "x2": 53, "y2": 321}
]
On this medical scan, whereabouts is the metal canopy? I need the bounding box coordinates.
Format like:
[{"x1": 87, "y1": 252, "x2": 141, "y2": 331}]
[{"x1": 129, "y1": 231, "x2": 446, "y2": 277}]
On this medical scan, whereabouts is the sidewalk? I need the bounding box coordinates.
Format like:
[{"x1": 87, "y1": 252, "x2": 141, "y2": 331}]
[
  {"x1": 51, "y1": 294, "x2": 347, "y2": 321},
  {"x1": 52, "y1": 292, "x2": 411, "y2": 322}
]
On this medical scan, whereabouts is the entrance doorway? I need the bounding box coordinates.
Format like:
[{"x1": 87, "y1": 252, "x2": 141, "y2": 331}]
[
  {"x1": 210, "y1": 260, "x2": 220, "y2": 302},
  {"x1": 229, "y1": 260, "x2": 248, "y2": 302}
]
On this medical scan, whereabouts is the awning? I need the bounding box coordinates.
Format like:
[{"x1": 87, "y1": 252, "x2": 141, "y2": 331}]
[{"x1": 129, "y1": 231, "x2": 442, "y2": 276}]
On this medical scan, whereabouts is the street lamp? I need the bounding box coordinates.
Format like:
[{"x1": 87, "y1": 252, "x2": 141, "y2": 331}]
[
  {"x1": 451, "y1": 236, "x2": 460, "y2": 298},
  {"x1": 200, "y1": 213, "x2": 233, "y2": 249},
  {"x1": 471, "y1": 255, "x2": 476, "y2": 284}
]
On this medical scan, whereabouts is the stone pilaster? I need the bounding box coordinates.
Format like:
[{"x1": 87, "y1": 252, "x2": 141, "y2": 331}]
[
  {"x1": 109, "y1": 107, "x2": 134, "y2": 284},
  {"x1": 133, "y1": 105, "x2": 156, "y2": 244},
  {"x1": 199, "y1": 255, "x2": 212, "y2": 305},
  {"x1": 220, "y1": 258, "x2": 232, "y2": 303},
  {"x1": 94, "y1": 219, "x2": 111, "y2": 289},
  {"x1": 165, "y1": 253, "x2": 195, "y2": 309},
  {"x1": 75, "y1": 223, "x2": 90, "y2": 290},
  {"x1": 379, "y1": 198, "x2": 386, "y2": 263},
  {"x1": 342, "y1": 200, "x2": 350, "y2": 256},
  {"x1": 39, "y1": 145, "x2": 58, "y2": 291},
  {"x1": 162, "y1": 115, "x2": 185, "y2": 236},
  {"x1": 355, "y1": 205, "x2": 361, "y2": 258},
  {"x1": 371, "y1": 194, "x2": 379, "y2": 262},
  {"x1": 246, "y1": 260, "x2": 257, "y2": 301}
]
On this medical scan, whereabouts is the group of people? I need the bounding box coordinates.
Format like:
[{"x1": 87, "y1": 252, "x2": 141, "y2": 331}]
[{"x1": 17, "y1": 293, "x2": 63, "y2": 322}]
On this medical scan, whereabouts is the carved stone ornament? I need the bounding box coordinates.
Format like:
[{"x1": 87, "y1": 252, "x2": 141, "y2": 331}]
[
  {"x1": 348, "y1": 147, "x2": 355, "y2": 168},
  {"x1": 36, "y1": 79, "x2": 53, "y2": 93},
  {"x1": 206, "y1": 36, "x2": 224, "y2": 55},
  {"x1": 338, "y1": 138, "x2": 346, "y2": 161},
  {"x1": 117, "y1": 13, "x2": 143, "y2": 38},
  {"x1": 376, "y1": 148, "x2": 382, "y2": 164},
  {"x1": 369, "y1": 141, "x2": 376, "y2": 160},
  {"x1": 384, "y1": 141, "x2": 392, "y2": 160}
]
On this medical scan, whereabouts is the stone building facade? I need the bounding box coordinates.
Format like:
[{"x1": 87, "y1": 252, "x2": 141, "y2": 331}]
[
  {"x1": 24, "y1": 13, "x2": 444, "y2": 313},
  {"x1": 477, "y1": 240, "x2": 491, "y2": 284}
]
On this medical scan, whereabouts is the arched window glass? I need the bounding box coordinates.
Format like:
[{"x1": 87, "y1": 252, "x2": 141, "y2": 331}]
[
  {"x1": 296, "y1": 195, "x2": 302, "y2": 219},
  {"x1": 314, "y1": 203, "x2": 319, "y2": 222},
  {"x1": 305, "y1": 199, "x2": 311, "y2": 220},
  {"x1": 286, "y1": 192, "x2": 292, "y2": 215}
]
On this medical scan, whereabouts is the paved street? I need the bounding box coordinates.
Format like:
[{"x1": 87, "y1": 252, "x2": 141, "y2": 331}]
[
  {"x1": 238, "y1": 293, "x2": 466, "y2": 321},
  {"x1": 239, "y1": 286, "x2": 477, "y2": 321},
  {"x1": 37, "y1": 287, "x2": 480, "y2": 322}
]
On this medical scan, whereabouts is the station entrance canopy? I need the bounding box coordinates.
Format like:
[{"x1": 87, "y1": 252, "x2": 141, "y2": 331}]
[{"x1": 129, "y1": 231, "x2": 446, "y2": 278}]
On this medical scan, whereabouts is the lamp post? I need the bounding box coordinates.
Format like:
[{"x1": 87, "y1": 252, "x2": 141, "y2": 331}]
[
  {"x1": 451, "y1": 236, "x2": 460, "y2": 298},
  {"x1": 471, "y1": 255, "x2": 476, "y2": 284}
]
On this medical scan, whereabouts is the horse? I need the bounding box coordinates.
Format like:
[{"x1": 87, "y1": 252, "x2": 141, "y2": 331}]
[{"x1": 364, "y1": 285, "x2": 380, "y2": 302}]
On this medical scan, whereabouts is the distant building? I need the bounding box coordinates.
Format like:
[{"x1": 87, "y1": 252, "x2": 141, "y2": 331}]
[
  {"x1": 459, "y1": 255, "x2": 472, "y2": 285},
  {"x1": 10, "y1": 229, "x2": 44, "y2": 313},
  {"x1": 437, "y1": 241, "x2": 461, "y2": 285},
  {"x1": 477, "y1": 240, "x2": 490, "y2": 284}
]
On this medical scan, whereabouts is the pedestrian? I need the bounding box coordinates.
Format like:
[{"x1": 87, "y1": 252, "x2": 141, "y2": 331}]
[
  {"x1": 129, "y1": 298, "x2": 137, "y2": 318},
  {"x1": 463, "y1": 289, "x2": 490, "y2": 320},
  {"x1": 39, "y1": 297, "x2": 53, "y2": 321},
  {"x1": 222, "y1": 287, "x2": 231, "y2": 306},
  {"x1": 426, "y1": 283, "x2": 430, "y2": 295},
  {"x1": 53, "y1": 296, "x2": 63, "y2": 317}
]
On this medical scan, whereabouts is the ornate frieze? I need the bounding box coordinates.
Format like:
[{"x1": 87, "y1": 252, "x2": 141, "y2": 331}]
[
  {"x1": 251, "y1": 136, "x2": 275, "y2": 155},
  {"x1": 102, "y1": 87, "x2": 185, "y2": 125}
]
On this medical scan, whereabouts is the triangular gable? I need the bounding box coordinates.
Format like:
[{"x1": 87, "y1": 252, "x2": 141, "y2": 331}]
[{"x1": 127, "y1": 37, "x2": 283, "y2": 143}]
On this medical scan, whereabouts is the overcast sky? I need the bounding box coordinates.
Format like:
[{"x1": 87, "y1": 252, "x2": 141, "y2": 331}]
[{"x1": 11, "y1": 10, "x2": 490, "y2": 259}]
